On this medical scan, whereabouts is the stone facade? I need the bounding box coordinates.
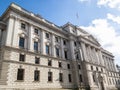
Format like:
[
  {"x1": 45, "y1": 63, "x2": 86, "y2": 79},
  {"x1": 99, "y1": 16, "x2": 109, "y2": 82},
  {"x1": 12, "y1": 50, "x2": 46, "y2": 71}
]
[{"x1": 0, "y1": 3, "x2": 120, "y2": 90}]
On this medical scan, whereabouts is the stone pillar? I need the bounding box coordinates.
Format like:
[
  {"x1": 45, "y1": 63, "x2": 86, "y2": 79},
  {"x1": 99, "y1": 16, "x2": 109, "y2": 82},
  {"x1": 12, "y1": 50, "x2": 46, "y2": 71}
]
[
  {"x1": 12, "y1": 17, "x2": 19, "y2": 47},
  {"x1": 29, "y1": 25, "x2": 34, "y2": 51},
  {"x1": 70, "y1": 40, "x2": 75, "y2": 60},
  {"x1": 41, "y1": 30, "x2": 45, "y2": 54},
  {"x1": 51, "y1": 34, "x2": 55, "y2": 57},
  {"x1": 81, "y1": 42, "x2": 87, "y2": 61},
  {"x1": 60, "y1": 38, "x2": 64, "y2": 59},
  {"x1": 5, "y1": 17, "x2": 15, "y2": 46},
  {"x1": 98, "y1": 51, "x2": 104, "y2": 66}
]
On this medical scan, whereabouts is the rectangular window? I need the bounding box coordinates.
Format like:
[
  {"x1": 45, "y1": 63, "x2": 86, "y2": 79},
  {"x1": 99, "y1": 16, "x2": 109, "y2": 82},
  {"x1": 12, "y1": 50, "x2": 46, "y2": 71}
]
[
  {"x1": 35, "y1": 57, "x2": 40, "y2": 64},
  {"x1": 78, "y1": 64, "x2": 81, "y2": 69},
  {"x1": 67, "y1": 64, "x2": 70, "y2": 69},
  {"x1": 46, "y1": 33, "x2": 49, "y2": 38},
  {"x1": 48, "y1": 60, "x2": 52, "y2": 66},
  {"x1": 48, "y1": 72, "x2": 52, "y2": 82},
  {"x1": 19, "y1": 54, "x2": 25, "y2": 62},
  {"x1": 93, "y1": 75, "x2": 95, "y2": 82},
  {"x1": 59, "y1": 73, "x2": 63, "y2": 82},
  {"x1": 17, "y1": 69, "x2": 24, "y2": 80},
  {"x1": 19, "y1": 37, "x2": 25, "y2": 48},
  {"x1": 96, "y1": 67, "x2": 98, "y2": 71},
  {"x1": 64, "y1": 50, "x2": 68, "y2": 59},
  {"x1": 46, "y1": 45, "x2": 49, "y2": 55},
  {"x1": 55, "y1": 37, "x2": 59, "y2": 42},
  {"x1": 34, "y1": 28, "x2": 38, "y2": 34},
  {"x1": 34, "y1": 70, "x2": 40, "y2": 81},
  {"x1": 56, "y1": 48, "x2": 59, "y2": 57},
  {"x1": 91, "y1": 66, "x2": 93, "y2": 70},
  {"x1": 63, "y1": 40, "x2": 66, "y2": 45},
  {"x1": 79, "y1": 74, "x2": 83, "y2": 82},
  {"x1": 74, "y1": 41, "x2": 77, "y2": 46},
  {"x1": 58, "y1": 62, "x2": 62, "y2": 68},
  {"x1": 34, "y1": 42, "x2": 38, "y2": 51},
  {"x1": 21, "y1": 23, "x2": 26, "y2": 29},
  {"x1": 68, "y1": 74, "x2": 72, "y2": 82}
]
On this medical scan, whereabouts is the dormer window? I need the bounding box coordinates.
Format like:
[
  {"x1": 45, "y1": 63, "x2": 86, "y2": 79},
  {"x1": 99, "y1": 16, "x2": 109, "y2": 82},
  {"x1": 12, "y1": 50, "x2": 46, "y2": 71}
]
[{"x1": 21, "y1": 23, "x2": 26, "y2": 29}]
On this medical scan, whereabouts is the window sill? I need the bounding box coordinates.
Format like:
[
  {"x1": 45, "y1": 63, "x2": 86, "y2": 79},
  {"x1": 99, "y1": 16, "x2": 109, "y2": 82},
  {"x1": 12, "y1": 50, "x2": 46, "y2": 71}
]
[
  {"x1": 15, "y1": 80, "x2": 24, "y2": 82},
  {"x1": 33, "y1": 81, "x2": 40, "y2": 82},
  {"x1": 47, "y1": 81, "x2": 53, "y2": 83}
]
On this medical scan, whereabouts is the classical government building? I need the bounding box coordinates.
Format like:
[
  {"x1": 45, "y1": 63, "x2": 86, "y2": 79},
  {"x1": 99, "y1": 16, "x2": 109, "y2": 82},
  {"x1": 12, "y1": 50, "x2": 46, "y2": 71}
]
[{"x1": 0, "y1": 3, "x2": 120, "y2": 90}]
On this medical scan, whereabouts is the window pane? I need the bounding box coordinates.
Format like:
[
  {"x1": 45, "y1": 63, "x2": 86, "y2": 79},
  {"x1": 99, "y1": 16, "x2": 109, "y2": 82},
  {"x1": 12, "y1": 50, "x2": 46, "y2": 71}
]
[
  {"x1": 48, "y1": 72, "x2": 52, "y2": 82},
  {"x1": 79, "y1": 74, "x2": 83, "y2": 82},
  {"x1": 19, "y1": 37, "x2": 25, "y2": 48},
  {"x1": 59, "y1": 73, "x2": 63, "y2": 82},
  {"x1": 34, "y1": 42, "x2": 38, "y2": 51},
  {"x1": 68, "y1": 74, "x2": 72, "y2": 82},
  {"x1": 34, "y1": 70, "x2": 40, "y2": 81},
  {"x1": 46, "y1": 33, "x2": 49, "y2": 38},
  {"x1": 56, "y1": 48, "x2": 59, "y2": 57},
  {"x1": 48, "y1": 60, "x2": 52, "y2": 66},
  {"x1": 19, "y1": 54, "x2": 25, "y2": 62},
  {"x1": 64, "y1": 51, "x2": 68, "y2": 59},
  {"x1": 17, "y1": 69, "x2": 24, "y2": 80},
  {"x1": 59, "y1": 62, "x2": 62, "y2": 68},
  {"x1": 46, "y1": 45, "x2": 49, "y2": 54},
  {"x1": 21, "y1": 23, "x2": 26, "y2": 29},
  {"x1": 35, "y1": 57, "x2": 39, "y2": 64},
  {"x1": 34, "y1": 29, "x2": 38, "y2": 34}
]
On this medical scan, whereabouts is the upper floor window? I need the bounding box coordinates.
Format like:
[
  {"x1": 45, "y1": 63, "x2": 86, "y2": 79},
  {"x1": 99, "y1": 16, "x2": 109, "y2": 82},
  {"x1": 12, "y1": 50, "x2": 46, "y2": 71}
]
[
  {"x1": 64, "y1": 50, "x2": 68, "y2": 59},
  {"x1": 92, "y1": 74, "x2": 95, "y2": 82},
  {"x1": 55, "y1": 36, "x2": 59, "y2": 42},
  {"x1": 59, "y1": 73, "x2": 63, "y2": 82},
  {"x1": 46, "y1": 33, "x2": 49, "y2": 39},
  {"x1": 19, "y1": 37, "x2": 25, "y2": 48},
  {"x1": 34, "y1": 28, "x2": 38, "y2": 34},
  {"x1": 68, "y1": 74, "x2": 72, "y2": 82},
  {"x1": 96, "y1": 67, "x2": 98, "y2": 71},
  {"x1": 17, "y1": 68, "x2": 24, "y2": 80},
  {"x1": 63, "y1": 40, "x2": 66, "y2": 45},
  {"x1": 34, "y1": 41, "x2": 38, "y2": 51},
  {"x1": 91, "y1": 66, "x2": 93, "y2": 70},
  {"x1": 56, "y1": 47, "x2": 59, "y2": 57},
  {"x1": 19, "y1": 54, "x2": 25, "y2": 62},
  {"x1": 74, "y1": 41, "x2": 77, "y2": 46},
  {"x1": 48, "y1": 71, "x2": 52, "y2": 82},
  {"x1": 67, "y1": 64, "x2": 70, "y2": 69},
  {"x1": 48, "y1": 60, "x2": 52, "y2": 66},
  {"x1": 21, "y1": 23, "x2": 26, "y2": 29},
  {"x1": 35, "y1": 57, "x2": 40, "y2": 64},
  {"x1": 34, "y1": 70, "x2": 40, "y2": 81},
  {"x1": 46, "y1": 45, "x2": 50, "y2": 55},
  {"x1": 58, "y1": 62, "x2": 62, "y2": 68},
  {"x1": 78, "y1": 64, "x2": 81, "y2": 70},
  {"x1": 79, "y1": 74, "x2": 83, "y2": 82}
]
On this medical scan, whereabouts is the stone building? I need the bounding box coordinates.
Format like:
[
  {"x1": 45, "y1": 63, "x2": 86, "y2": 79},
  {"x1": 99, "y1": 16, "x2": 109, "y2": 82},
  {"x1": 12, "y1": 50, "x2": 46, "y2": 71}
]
[{"x1": 0, "y1": 3, "x2": 120, "y2": 90}]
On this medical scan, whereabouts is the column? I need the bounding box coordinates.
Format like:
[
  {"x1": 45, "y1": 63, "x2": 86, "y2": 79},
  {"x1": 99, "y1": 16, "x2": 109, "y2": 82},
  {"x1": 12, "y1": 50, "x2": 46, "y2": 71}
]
[
  {"x1": 41, "y1": 30, "x2": 45, "y2": 54},
  {"x1": 28, "y1": 25, "x2": 34, "y2": 51},
  {"x1": 70, "y1": 40, "x2": 75, "y2": 60},
  {"x1": 98, "y1": 51, "x2": 104, "y2": 66},
  {"x1": 60, "y1": 38, "x2": 64, "y2": 59},
  {"x1": 81, "y1": 42, "x2": 87, "y2": 61},
  {"x1": 51, "y1": 34, "x2": 55, "y2": 57},
  {"x1": 5, "y1": 17, "x2": 15, "y2": 46},
  {"x1": 12, "y1": 17, "x2": 19, "y2": 47}
]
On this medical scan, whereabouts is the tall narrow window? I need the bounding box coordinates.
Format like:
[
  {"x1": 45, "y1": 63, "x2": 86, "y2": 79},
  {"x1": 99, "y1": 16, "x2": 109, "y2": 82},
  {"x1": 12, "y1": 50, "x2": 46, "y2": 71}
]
[
  {"x1": 55, "y1": 37, "x2": 59, "y2": 42},
  {"x1": 67, "y1": 64, "x2": 70, "y2": 69},
  {"x1": 48, "y1": 60, "x2": 52, "y2": 66},
  {"x1": 46, "y1": 33, "x2": 49, "y2": 38},
  {"x1": 19, "y1": 54, "x2": 25, "y2": 62},
  {"x1": 56, "y1": 47, "x2": 59, "y2": 57},
  {"x1": 63, "y1": 40, "x2": 66, "y2": 45},
  {"x1": 34, "y1": 41, "x2": 38, "y2": 51},
  {"x1": 48, "y1": 72, "x2": 52, "y2": 82},
  {"x1": 34, "y1": 28, "x2": 38, "y2": 34},
  {"x1": 59, "y1": 73, "x2": 63, "y2": 82},
  {"x1": 68, "y1": 74, "x2": 72, "y2": 82},
  {"x1": 92, "y1": 75, "x2": 95, "y2": 82},
  {"x1": 35, "y1": 57, "x2": 40, "y2": 64},
  {"x1": 34, "y1": 70, "x2": 40, "y2": 81},
  {"x1": 79, "y1": 74, "x2": 83, "y2": 82},
  {"x1": 19, "y1": 37, "x2": 25, "y2": 48},
  {"x1": 78, "y1": 64, "x2": 81, "y2": 70},
  {"x1": 17, "y1": 68, "x2": 24, "y2": 80},
  {"x1": 58, "y1": 62, "x2": 62, "y2": 68},
  {"x1": 46, "y1": 45, "x2": 49, "y2": 55},
  {"x1": 21, "y1": 23, "x2": 26, "y2": 29},
  {"x1": 96, "y1": 67, "x2": 98, "y2": 71},
  {"x1": 91, "y1": 66, "x2": 93, "y2": 70},
  {"x1": 74, "y1": 41, "x2": 77, "y2": 46},
  {"x1": 64, "y1": 50, "x2": 68, "y2": 59}
]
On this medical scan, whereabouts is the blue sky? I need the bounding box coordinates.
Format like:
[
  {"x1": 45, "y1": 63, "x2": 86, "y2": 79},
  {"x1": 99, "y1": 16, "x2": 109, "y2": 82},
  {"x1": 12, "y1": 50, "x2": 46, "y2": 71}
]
[{"x1": 0, "y1": 0, "x2": 120, "y2": 66}]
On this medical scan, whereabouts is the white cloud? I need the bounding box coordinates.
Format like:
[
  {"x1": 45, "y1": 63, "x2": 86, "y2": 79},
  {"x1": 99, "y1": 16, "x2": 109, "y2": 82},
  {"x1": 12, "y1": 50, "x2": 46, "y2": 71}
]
[
  {"x1": 97, "y1": 0, "x2": 120, "y2": 10},
  {"x1": 78, "y1": 0, "x2": 91, "y2": 3},
  {"x1": 80, "y1": 15, "x2": 120, "y2": 65},
  {"x1": 107, "y1": 13, "x2": 120, "y2": 24}
]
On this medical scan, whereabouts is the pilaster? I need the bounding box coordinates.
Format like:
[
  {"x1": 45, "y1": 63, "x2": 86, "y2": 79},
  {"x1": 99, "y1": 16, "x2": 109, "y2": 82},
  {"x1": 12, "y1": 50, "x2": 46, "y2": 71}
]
[
  {"x1": 41, "y1": 30, "x2": 45, "y2": 54},
  {"x1": 70, "y1": 40, "x2": 75, "y2": 60},
  {"x1": 81, "y1": 42, "x2": 87, "y2": 61},
  {"x1": 29, "y1": 25, "x2": 34, "y2": 51},
  {"x1": 51, "y1": 34, "x2": 55, "y2": 57},
  {"x1": 60, "y1": 38, "x2": 64, "y2": 59}
]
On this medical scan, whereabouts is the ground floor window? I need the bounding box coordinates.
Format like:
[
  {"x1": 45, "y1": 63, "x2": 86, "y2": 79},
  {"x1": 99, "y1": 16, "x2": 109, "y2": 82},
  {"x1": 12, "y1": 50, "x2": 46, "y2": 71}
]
[{"x1": 17, "y1": 68, "x2": 24, "y2": 80}]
